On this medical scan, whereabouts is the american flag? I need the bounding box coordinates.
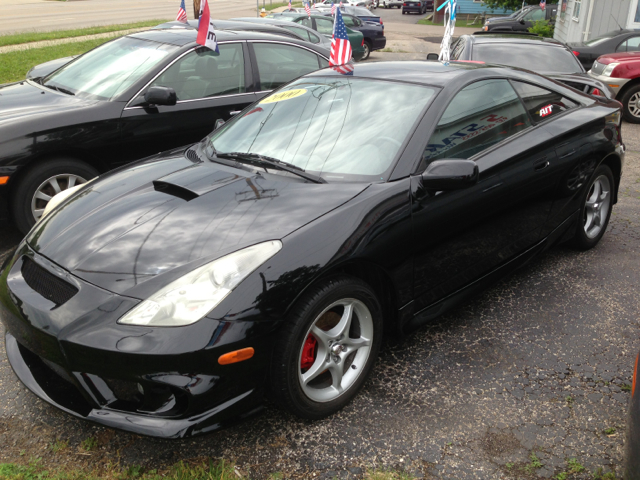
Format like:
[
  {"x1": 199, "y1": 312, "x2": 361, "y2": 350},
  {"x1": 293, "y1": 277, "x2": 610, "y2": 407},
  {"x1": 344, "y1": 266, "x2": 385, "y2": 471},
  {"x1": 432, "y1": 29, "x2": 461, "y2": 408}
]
[
  {"x1": 539, "y1": 0, "x2": 545, "y2": 10},
  {"x1": 329, "y1": 9, "x2": 352, "y2": 66},
  {"x1": 176, "y1": 0, "x2": 188, "y2": 23},
  {"x1": 339, "y1": 0, "x2": 343, "y2": 7},
  {"x1": 331, "y1": 2, "x2": 336, "y2": 14},
  {"x1": 330, "y1": 63, "x2": 354, "y2": 75},
  {"x1": 305, "y1": 2, "x2": 311, "y2": 16},
  {"x1": 288, "y1": 0, "x2": 292, "y2": 9}
]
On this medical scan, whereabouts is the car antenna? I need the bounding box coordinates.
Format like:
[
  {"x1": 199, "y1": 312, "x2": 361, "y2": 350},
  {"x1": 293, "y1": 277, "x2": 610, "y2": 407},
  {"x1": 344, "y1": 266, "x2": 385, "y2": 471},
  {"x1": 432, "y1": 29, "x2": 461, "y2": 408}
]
[{"x1": 610, "y1": 13, "x2": 623, "y2": 31}]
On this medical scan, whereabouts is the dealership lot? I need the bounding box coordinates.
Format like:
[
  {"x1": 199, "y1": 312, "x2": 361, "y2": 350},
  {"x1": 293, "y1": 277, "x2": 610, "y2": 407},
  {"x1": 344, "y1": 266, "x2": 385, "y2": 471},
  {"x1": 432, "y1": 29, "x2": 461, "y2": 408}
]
[{"x1": 0, "y1": 119, "x2": 638, "y2": 478}]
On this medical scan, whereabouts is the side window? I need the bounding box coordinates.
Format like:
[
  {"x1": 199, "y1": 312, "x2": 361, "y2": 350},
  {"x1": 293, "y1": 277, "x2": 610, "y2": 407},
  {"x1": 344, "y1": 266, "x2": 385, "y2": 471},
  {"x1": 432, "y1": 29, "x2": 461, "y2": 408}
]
[
  {"x1": 296, "y1": 17, "x2": 313, "y2": 28},
  {"x1": 423, "y1": 79, "x2": 532, "y2": 164},
  {"x1": 343, "y1": 15, "x2": 356, "y2": 27},
  {"x1": 309, "y1": 32, "x2": 321, "y2": 44},
  {"x1": 253, "y1": 43, "x2": 322, "y2": 91},
  {"x1": 511, "y1": 81, "x2": 577, "y2": 123},
  {"x1": 353, "y1": 17, "x2": 363, "y2": 26},
  {"x1": 525, "y1": 9, "x2": 545, "y2": 21},
  {"x1": 149, "y1": 44, "x2": 245, "y2": 101},
  {"x1": 315, "y1": 17, "x2": 335, "y2": 35},
  {"x1": 319, "y1": 56, "x2": 329, "y2": 68},
  {"x1": 282, "y1": 25, "x2": 311, "y2": 41},
  {"x1": 616, "y1": 40, "x2": 628, "y2": 52},
  {"x1": 627, "y1": 36, "x2": 640, "y2": 52}
]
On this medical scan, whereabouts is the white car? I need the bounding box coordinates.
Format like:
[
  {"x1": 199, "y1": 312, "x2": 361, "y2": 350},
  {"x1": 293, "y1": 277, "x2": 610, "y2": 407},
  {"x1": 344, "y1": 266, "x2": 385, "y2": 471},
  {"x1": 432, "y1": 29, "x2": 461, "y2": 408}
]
[{"x1": 380, "y1": 0, "x2": 402, "y2": 7}]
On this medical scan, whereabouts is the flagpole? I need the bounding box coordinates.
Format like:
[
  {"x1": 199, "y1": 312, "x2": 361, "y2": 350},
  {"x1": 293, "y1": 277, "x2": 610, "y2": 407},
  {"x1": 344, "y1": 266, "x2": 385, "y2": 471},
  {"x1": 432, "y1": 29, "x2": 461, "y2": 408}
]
[{"x1": 257, "y1": 0, "x2": 259, "y2": 17}]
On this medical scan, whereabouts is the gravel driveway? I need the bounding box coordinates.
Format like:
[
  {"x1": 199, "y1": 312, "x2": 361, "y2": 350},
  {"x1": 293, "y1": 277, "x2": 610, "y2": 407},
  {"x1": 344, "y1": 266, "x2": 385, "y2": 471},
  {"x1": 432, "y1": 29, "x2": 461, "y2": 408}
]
[{"x1": 0, "y1": 123, "x2": 639, "y2": 479}]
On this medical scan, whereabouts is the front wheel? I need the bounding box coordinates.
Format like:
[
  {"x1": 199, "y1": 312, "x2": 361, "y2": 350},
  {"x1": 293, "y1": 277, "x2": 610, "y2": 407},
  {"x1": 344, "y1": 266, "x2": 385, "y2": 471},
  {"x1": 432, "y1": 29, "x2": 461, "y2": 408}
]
[
  {"x1": 269, "y1": 276, "x2": 383, "y2": 419},
  {"x1": 620, "y1": 84, "x2": 640, "y2": 124},
  {"x1": 568, "y1": 164, "x2": 615, "y2": 250}
]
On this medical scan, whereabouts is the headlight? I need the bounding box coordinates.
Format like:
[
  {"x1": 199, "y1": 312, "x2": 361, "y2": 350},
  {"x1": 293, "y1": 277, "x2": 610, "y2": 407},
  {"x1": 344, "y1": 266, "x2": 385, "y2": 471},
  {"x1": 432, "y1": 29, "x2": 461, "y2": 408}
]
[
  {"x1": 602, "y1": 62, "x2": 619, "y2": 77},
  {"x1": 118, "y1": 241, "x2": 282, "y2": 327}
]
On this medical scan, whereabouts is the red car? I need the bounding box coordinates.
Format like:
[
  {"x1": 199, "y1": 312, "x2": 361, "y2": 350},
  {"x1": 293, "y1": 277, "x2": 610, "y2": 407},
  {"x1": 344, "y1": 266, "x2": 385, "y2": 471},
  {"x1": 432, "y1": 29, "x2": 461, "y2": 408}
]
[{"x1": 589, "y1": 52, "x2": 640, "y2": 123}]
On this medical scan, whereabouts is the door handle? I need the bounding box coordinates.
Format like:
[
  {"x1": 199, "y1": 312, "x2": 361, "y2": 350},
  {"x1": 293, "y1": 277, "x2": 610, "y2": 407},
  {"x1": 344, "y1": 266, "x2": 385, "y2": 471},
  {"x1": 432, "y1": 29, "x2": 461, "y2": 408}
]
[
  {"x1": 559, "y1": 150, "x2": 576, "y2": 159},
  {"x1": 533, "y1": 158, "x2": 549, "y2": 171},
  {"x1": 229, "y1": 110, "x2": 242, "y2": 116}
]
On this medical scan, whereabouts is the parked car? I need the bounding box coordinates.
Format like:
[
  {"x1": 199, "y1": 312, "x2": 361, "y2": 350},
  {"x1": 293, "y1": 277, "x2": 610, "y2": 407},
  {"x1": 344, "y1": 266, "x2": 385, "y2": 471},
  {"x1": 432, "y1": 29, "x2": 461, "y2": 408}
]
[
  {"x1": 433, "y1": 33, "x2": 613, "y2": 98},
  {"x1": 0, "y1": 60, "x2": 623, "y2": 439},
  {"x1": 340, "y1": 5, "x2": 383, "y2": 26},
  {"x1": 380, "y1": 0, "x2": 402, "y2": 8},
  {"x1": 267, "y1": 13, "x2": 366, "y2": 60},
  {"x1": 321, "y1": 12, "x2": 385, "y2": 59},
  {"x1": 482, "y1": 4, "x2": 558, "y2": 32},
  {"x1": 228, "y1": 17, "x2": 332, "y2": 48},
  {"x1": 402, "y1": 0, "x2": 427, "y2": 15},
  {"x1": 0, "y1": 27, "x2": 330, "y2": 234},
  {"x1": 570, "y1": 29, "x2": 640, "y2": 71},
  {"x1": 484, "y1": 5, "x2": 535, "y2": 24},
  {"x1": 589, "y1": 52, "x2": 640, "y2": 123},
  {"x1": 624, "y1": 352, "x2": 640, "y2": 479}
]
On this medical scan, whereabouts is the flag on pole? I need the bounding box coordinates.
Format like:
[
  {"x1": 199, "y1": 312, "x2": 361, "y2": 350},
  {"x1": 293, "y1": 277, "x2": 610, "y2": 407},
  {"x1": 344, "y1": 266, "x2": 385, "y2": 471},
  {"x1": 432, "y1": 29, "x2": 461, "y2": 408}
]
[
  {"x1": 330, "y1": 63, "x2": 354, "y2": 75},
  {"x1": 329, "y1": 9, "x2": 352, "y2": 66},
  {"x1": 539, "y1": 0, "x2": 546, "y2": 10},
  {"x1": 176, "y1": 0, "x2": 188, "y2": 22},
  {"x1": 288, "y1": 0, "x2": 292, "y2": 9},
  {"x1": 305, "y1": 2, "x2": 311, "y2": 16},
  {"x1": 339, "y1": 0, "x2": 343, "y2": 7},
  {"x1": 331, "y1": 2, "x2": 336, "y2": 14},
  {"x1": 196, "y1": 0, "x2": 219, "y2": 52}
]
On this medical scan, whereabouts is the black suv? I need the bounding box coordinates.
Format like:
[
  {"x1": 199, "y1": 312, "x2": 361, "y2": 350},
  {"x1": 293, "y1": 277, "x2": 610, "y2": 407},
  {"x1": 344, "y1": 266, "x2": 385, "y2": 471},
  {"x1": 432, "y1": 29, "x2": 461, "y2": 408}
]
[
  {"x1": 428, "y1": 33, "x2": 611, "y2": 98},
  {"x1": 483, "y1": 4, "x2": 558, "y2": 32}
]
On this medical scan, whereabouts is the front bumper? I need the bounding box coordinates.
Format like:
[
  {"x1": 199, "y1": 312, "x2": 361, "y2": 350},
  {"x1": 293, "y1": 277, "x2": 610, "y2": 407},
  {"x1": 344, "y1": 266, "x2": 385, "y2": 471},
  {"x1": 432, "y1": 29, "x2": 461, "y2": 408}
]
[
  {"x1": 588, "y1": 72, "x2": 632, "y2": 97},
  {"x1": 0, "y1": 245, "x2": 276, "y2": 438}
]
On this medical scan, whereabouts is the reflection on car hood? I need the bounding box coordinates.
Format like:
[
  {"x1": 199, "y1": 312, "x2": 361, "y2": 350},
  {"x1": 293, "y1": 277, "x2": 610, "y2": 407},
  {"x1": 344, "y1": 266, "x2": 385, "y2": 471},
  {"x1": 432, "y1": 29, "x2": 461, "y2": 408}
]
[{"x1": 27, "y1": 152, "x2": 368, "y2": 296}]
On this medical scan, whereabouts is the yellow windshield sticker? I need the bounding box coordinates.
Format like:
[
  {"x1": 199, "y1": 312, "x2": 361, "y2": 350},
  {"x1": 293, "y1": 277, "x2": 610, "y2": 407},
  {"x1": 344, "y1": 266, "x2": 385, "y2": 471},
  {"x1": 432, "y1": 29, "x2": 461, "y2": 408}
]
[{"x1": 260, "y1": 89, "x2": 307, "y2": 104}]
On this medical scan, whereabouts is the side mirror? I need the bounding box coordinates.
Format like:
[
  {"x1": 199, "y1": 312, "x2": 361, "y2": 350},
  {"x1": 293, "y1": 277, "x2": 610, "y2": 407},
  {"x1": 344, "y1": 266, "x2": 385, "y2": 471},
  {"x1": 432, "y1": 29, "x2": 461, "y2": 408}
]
[
  {"x1": 144, "y1": 86, "x2": 177, "y2": 106},
  {"x1": 421, "y1": 159, "x2": 478, "y2": 190},
  {"x1": 426, "y1": 53, "x2": 439, "y2": 61},
  {"x1": 519, "y1": 19, "x2": 525, "y2": 24},
  {"x1": 214, "y1": 118, "x2": 225, "y2": 130}
]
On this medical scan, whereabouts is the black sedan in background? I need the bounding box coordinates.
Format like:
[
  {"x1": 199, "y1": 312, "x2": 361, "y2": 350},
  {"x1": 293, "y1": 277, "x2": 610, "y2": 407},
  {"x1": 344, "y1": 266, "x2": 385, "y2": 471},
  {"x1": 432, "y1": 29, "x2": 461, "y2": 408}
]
[
  {"x1": 0, "y1": 27, "x2": 329, "y2": 234},
  {"x1": 434, "y1": 33, "x2": 613, "y2": 98},
  {"x1": 0, "y1": 60, "x2": 623, "y2": 438},
  {"x1": 321, "y1": 11, "x2": 385, "y2": 59},
  {"x1": 570, "y1": 29, "x2": 640, "y2": 71},
  {"x1": 482, "y1": 4, "x2": 558, "y2": 32}
]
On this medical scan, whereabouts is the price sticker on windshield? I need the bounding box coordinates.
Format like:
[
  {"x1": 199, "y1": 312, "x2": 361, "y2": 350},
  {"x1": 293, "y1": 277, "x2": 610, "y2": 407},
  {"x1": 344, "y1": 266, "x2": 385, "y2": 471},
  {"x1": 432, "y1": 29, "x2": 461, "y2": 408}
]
[{"x1": 260, "y1": 89, "x2": 307, "y2": 104}]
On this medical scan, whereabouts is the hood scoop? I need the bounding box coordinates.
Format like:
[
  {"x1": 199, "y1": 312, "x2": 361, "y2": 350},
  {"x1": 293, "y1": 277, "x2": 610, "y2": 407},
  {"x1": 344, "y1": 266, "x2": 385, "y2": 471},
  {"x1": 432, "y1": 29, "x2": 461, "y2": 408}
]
[{"x1": 154, "y1": 163, "x2": 245, "y2": 198}]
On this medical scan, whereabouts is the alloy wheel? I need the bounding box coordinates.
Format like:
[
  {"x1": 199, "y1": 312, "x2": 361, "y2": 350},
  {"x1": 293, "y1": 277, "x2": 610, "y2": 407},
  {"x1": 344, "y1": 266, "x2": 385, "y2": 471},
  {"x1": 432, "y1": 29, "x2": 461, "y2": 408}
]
[
  {"x1": 31, "y1": 174, "x2": 88, "y2": 221},
  {"x1": 583, "y1": 174, "x2": 611, "y2": 239},
  {"x1": 298, "y1": 298, "x2": 373, "y2": 403},
  {"x1": 628, "y1": 92, "x2": 640, "y2": 119}
]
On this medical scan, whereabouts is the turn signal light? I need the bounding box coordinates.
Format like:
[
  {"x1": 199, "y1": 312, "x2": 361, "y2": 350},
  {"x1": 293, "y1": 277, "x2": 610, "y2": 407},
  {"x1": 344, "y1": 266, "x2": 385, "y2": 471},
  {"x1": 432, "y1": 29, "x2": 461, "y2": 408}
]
[
  {"x1": 0, "y1": 176, "x2": 8, "y2": 185},
  {"x1": 608, "y1": 84, "x2": 620, "y2": 89},
  {"x1": 591, "y1": 88, "x2": 602, "y2": 96},
  {"x1": 218, "y1": 347, "x2": 255, "y2": 365},
  {"x1": 572, "y1": 50, "x2": 580, "y2": 56}
]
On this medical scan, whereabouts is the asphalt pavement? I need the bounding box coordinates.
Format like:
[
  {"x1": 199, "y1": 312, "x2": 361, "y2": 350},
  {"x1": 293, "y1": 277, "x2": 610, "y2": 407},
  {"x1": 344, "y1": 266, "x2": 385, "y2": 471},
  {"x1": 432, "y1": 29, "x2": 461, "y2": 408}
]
[{"x1": 0, "y1": 121, "x2": 639, "y2": 478}]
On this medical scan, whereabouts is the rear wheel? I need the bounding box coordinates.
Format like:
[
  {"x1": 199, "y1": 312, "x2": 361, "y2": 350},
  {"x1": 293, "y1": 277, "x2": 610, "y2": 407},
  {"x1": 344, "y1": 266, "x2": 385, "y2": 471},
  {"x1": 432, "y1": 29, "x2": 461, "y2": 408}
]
[
  {"x1": 11, "y1": 158, "x2": 98, "y2": 234},
  {"x1": 270, "y1": 276, "x2": 383, "y2": 419},
  {"x1": 568, "y1": 164, "x2": 615, "y2": 250},
  {"x1": 620, "y1": 84, "x2": 640, "y2": 124},
  {"x1": 362, "y1": 40, "x2": 371, "y2": 60}
]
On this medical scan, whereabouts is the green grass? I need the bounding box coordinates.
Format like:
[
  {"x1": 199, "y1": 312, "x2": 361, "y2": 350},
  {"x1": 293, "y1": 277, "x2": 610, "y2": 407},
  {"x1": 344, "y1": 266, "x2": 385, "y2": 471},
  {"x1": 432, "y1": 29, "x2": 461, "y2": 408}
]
[
  {"x1": 0, "y1": 19, "x2": 169, "y2": 47},
  {"x1": 261, "y1": 1, "x2": 303, "y2": 10},
  {"x1": 0, "y1": 38, "x2": 108, "y2": 84},
  {"x1": 417, "y1": 18, "x2": 481, "y2": 27}
]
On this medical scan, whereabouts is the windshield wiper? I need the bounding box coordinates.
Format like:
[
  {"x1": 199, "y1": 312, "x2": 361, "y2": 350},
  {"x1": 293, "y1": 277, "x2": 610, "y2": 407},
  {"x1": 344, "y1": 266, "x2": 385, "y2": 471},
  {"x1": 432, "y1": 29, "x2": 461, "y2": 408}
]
[
  {"x1": 44, "y1": 84, "x2": 75, "y2": 96},
  {"x1": 219, "y1": 152, "x2": 327, "y2": 184}
]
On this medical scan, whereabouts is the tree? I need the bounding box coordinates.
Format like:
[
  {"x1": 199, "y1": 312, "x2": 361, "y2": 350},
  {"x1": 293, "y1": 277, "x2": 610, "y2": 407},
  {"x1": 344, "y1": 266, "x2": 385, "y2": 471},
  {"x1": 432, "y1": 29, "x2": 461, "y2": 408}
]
[
  {"x1": 193, "y1": 0, "x2": 201, "y2": 19},
  {"x1": 480, "y1": 0, "x2": 538, "y2": 12}
]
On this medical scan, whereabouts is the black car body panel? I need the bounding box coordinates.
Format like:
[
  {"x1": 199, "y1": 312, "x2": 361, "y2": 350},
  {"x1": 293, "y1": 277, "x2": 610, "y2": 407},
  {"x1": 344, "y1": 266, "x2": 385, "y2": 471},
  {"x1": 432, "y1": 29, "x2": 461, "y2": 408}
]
[
  {"x1": 0, "y1": 27, "x2": 330, "y2": 227},
  {"x1": 569, "y1": 29, "x2": 640, "y2": 71},
  {"x1": 449, "y1": 34, "x2": 614, "y2": 98},
  {"x1": 0, "y1": 61, "x2": 625, "y2": 438}
]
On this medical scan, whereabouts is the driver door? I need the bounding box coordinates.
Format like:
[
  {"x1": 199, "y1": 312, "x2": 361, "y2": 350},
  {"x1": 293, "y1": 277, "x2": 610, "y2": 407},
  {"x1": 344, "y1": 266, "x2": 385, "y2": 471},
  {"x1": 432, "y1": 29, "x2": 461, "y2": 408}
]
[{"x1": 117, "y1": 42, "x2": 257, "y2": 164}]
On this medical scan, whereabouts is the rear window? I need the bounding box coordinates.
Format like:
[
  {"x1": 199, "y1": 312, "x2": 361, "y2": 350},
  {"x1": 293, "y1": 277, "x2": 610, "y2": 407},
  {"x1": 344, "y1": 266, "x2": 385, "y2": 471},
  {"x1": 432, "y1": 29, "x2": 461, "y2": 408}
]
[{"x1": 473, "y1": 43, "x2": 583, "y2": 74}]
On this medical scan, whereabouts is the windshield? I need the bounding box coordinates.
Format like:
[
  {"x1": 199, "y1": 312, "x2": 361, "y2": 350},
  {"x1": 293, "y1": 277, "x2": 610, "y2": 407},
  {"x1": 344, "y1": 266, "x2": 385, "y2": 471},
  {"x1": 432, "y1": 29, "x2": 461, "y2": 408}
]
[
  {"x1": 584, "y1": 32, "x2": 618, "y2": 46},
  {"x1": 207, "y1": 77, "x2": 436, "y2": 182},
  {"x1": 473, "y1": 44, "x2": 584, "y2": 74},
  {"x1": 349, "y1": 6, "x2": 375, "y2": 15},
  {"x1": 43, "y1": 36, "x2": 177, "y2": 100}
]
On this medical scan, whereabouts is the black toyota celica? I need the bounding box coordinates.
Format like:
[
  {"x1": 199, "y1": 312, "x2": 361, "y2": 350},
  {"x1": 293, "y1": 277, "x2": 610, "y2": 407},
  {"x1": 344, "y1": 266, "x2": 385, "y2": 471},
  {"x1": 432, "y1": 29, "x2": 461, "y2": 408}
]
[{"x1": 0, "y1": 61, "x2": 624, "y2": 438}]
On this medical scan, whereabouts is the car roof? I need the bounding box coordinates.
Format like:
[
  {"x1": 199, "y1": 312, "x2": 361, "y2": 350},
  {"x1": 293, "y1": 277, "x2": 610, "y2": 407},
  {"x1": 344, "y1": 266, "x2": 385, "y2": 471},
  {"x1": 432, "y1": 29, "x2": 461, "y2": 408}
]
[{"x1": 467, "y1": 33, "x2": 566, "y2": 47}]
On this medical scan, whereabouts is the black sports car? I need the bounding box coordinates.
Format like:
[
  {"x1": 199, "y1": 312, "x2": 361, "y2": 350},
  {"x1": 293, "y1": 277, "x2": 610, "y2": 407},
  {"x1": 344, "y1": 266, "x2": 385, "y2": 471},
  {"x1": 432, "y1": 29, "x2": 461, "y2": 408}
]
[
  {"x1": 570, "y1": 29, "x2": 640, "y2": 71},
  {"x1": 0, "y1": 26, "x2": 330, "y2": 234},
  {"x1": 429, "y1": 33, "x2": 613, "y2": 98},
  {"x1": 0, "y1": 61, "x2": 624, "y2": 438}
]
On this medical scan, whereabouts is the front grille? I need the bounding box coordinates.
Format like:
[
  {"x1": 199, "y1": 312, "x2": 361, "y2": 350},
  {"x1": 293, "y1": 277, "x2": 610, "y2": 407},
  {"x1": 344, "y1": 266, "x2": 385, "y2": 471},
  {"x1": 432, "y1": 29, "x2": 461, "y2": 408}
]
[
  {"x1": 592, "y1": 61, "x2": 605, "y2": 75},
  {"x1": 21, "y1": 257, "x2": 78, "y2": 306}
]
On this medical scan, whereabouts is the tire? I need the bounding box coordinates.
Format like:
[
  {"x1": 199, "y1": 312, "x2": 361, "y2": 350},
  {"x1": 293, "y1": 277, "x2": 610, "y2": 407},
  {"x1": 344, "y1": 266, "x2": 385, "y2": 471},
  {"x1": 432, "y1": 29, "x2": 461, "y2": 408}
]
[
  {"x1": 362, "y1": 40, "x2": 371, "y2": 60},
  {"x1": 568, "y1": 164, "x2": 615, "y2": 250},
  {"x1": 11, "y1": 158, "x2": 98, "y2": 234},
  {"x1": 620, "y1": 84, "x2": 640, "y2": 124},
  {"x1": 269, "y1": 276, "x2": 383, "y2": 419}
]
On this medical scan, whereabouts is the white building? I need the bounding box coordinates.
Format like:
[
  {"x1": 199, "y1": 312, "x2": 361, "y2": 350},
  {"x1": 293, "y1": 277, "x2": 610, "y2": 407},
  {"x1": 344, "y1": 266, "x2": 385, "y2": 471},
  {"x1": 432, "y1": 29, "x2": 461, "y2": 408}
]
[{"x1": 554, "y1": 0, "x2": 640, "y2": 44}]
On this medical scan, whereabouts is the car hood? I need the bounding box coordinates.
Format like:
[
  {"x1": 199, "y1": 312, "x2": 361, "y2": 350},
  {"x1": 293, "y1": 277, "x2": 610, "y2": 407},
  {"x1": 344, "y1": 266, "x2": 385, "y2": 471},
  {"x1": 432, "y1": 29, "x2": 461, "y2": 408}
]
[
  {"x1": 595, "y1": 52, "x2": 640, "y2": 65},
  {"x1": 27, "y1": 151, "x2": 368, "y2": 297},
  {"x1": 0, "y1": 80, "x2": 94, "y2": 127}
]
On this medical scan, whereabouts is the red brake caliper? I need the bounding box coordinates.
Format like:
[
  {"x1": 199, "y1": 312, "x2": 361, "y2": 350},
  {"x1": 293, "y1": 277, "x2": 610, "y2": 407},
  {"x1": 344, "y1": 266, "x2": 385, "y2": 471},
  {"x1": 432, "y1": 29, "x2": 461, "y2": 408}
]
[{"x1": 300, "y1": 334, "x2": 317, "y2": 370}]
